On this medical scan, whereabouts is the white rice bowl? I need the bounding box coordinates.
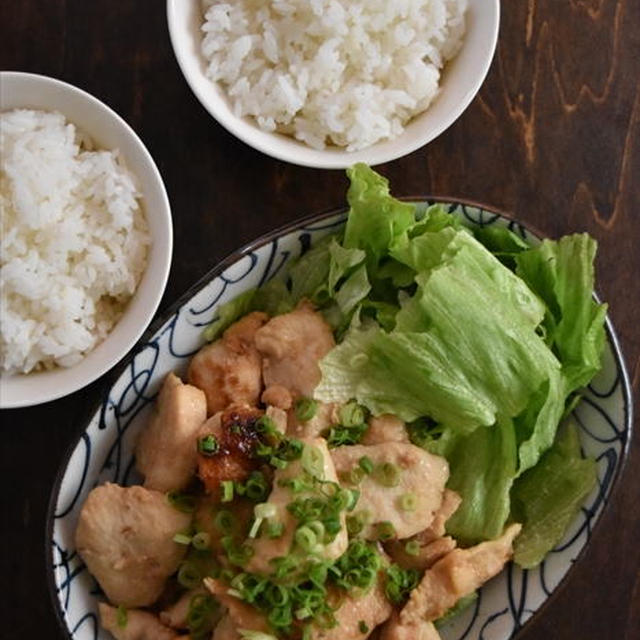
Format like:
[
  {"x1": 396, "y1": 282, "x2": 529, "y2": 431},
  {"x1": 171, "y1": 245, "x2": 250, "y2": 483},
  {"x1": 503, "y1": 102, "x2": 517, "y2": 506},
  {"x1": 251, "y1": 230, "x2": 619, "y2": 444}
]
[
  {"x1": 0, "y1": 109, "x2": 150, "y2": 374},
  {"x1": 200, "y1": 0, "x2": 468, "y2": 151}
]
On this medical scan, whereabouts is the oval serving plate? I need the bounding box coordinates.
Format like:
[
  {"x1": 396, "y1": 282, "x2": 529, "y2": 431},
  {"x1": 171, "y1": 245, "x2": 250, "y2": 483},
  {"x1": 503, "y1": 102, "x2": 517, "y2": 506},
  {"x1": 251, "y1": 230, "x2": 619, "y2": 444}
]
[{"x1": 47, "y1": 202, "x2": 632, "y2": 640}]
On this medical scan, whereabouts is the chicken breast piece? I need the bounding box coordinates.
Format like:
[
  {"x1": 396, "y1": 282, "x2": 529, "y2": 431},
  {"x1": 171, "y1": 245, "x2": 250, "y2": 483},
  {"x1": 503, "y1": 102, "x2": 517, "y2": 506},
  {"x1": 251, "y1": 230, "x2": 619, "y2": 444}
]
[
  {"x1": 188, "y1": 312, "x2": 268, "y2": 415},
  {"x1": 197, "y1": 405, "x2": 263, "y2": 495},
  {"x1": 136, "y1": 373, "x2": 207, "y2": 492},
  {"x1": 261, "y1": 384, "x2": 293, "y2": 410},
  {"x1": 255, "y1": 301, "x2": 335, "y2": 398},
  {"x1": 361, "y1": 414, "x2": 408, "y2": 446},
  {"x1": 414, "y1": 489, "x2": 462, "y2": 545},
  {"x1": 331, "y1": 443, "x2": 449, "y2": 540},
  {"x1": 380, "y1": 612, "x2": 442, "y2": 640},
  {"x1": 287, "y1": 401, "x2": 338, "y2": 439},
  {"x1": 99, "y1": 603, "x2": 178, "y2": 640},
  {"x1": 204, "y1": 578, "x2": 269, "y2": 633},
  {"x1": 400, "y1": 523, "x2": 522, "y2": 625},
  {"x1": 213, "y1": 614, "x2": 242, "y2": 640},
  {"x1": 245, "y1": 438, "x2": 348, "y2": 574},
  {"x1": 310, "y1": 577, "x2": 392, "y2": 640},
  {"x1": 75, "y1": 483, "x2": 191, "y2": 607}
]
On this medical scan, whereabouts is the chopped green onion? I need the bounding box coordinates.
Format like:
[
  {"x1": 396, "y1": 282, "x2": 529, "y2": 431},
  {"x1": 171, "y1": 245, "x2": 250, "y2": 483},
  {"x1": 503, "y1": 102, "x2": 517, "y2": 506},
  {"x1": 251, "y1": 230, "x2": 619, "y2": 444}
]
[
  {"x1": 346, "y1": 514, "x2": 364, "y2": 536},
  {"x1": 375, "y1": 521, "x2": 396, "y2": 541},
  {"x1": 187, "y1": 593, "x2": 217, "y2": 637},
  {"x1": 178, "y1": 561, "x2": 202, "y2": 589},
  {"x1": 192, "y1": 532, "x2": 211, "y2": 551},
  {"x1": 325, "y1": 423, "x2": 368, "y2": 447},
  {"x1": 221, "y1": 480, "x2": 234, "y2": 503},
  {"x1": 167, "y1": 491, "x2": 197, "y2": 513},
  {"x1": 173, "y1": 532, "x2": 193, "y2": 545},
  {"x1": 255, "y1": 415, "x2": 279, "y2": 437},
  {"x1": 214, "y1": 509, "x2": 235, "y2": 533},
  {"x1": 198, "y1": 433, "x2": 219, "y2": 456},
  {"x1": 295, "y1": 396, "x2": 318, "y2": 422},
  {"x1": 358, "y1": 456, "x2": 374, "y2": 474},
  {"x1": 372, "y1": 462, "x2": 401, "y2": 487},
  {"x1": 358, "y1": 620, "x2": 369, "y2": 634},
  {"x1": 238, "y1": 631, "x2": 278, "y2": 640},
  {"x1": 296, "y1": 606, "x2": 313, "y2": 620},
  {"x1": 248, "y1": 517, "x2": 263, "y2": 539},
  {"x1": 295, "y1": 526, "x2": 318, "y2": 551},
  {"x1": 270, "y1": 456, "x2": 288, "y2": 470},
  {"x1": 301, "y1": 444, "x2": 325, "y2": 478},
  {"x1": 399, "y1": 492, "x2": 417, "y2": 512},
  {"x1": 384, "y1": 564, "x2": 420, "y2": 604},
  {"x1": 255, "y1": 502, "x2": 277, "y2": 520},
  {"x1": 116, "y1": 605, "x2": 127, "y2": 629},
  {"x1": 242, "y1": 471, "x2": 270, "y2": 502},
  {"x1": 404, "y1": 540, "x2": 421, "y2": 556},
  {"x1": 339, "y1": 402, "x2": 366, "y2": 427},
  {"x1": 348, "y1": 467, "x2": 365, "y2": 484}
]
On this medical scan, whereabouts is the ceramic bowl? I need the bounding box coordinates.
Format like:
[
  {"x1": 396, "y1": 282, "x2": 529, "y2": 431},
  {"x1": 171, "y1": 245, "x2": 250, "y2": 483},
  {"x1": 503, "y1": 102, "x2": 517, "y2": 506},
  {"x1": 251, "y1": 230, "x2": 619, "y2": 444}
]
[
  {"x1": 0, "y1": 71, "x2": 173, "y2": 408},
  {"x1": 166, "y1": 0, "x2": 500, "y2": 168},
  {"x1": 47, "y1": 202, "x2": 631, "y2": 639}
]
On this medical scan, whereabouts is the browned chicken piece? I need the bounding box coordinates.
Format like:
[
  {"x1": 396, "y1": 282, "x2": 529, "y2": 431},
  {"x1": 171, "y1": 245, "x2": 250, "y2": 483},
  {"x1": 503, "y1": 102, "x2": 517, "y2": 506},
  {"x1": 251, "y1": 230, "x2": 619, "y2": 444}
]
[
  {"x1": 99, "y1": 603, "x2": 179, "y2": 640},
  {"x1": 204, "y1": 578, "x2": 270, "y2": 634},
  {"x1": 331, "y1": 443, "x2": 449, "y2": 540},
  {"x1": 136, "y1": 373, "x2": 207, "y2": 492},
  {"x1": 159, "y1": 587, "x2": 207, "y2": 629},
  {"x1": 287, "y1": 401, "x2": 339, "y2": 439},
  {"x1": 310, "y1": 575, "x2": 393, "y2": 640},
  {"x1": 76, "y1": 484, "x2": 191, "y2": 607},
  {"x1": 385, "y1": 536, "x2": 457, "y2": 572},
  {"x1": 197, "y1": 405, "x2": 263, "y2": 495},
  {"x1": 254, "y1": 301, "x2": 335, "y2": 398},
  {"x1": 188, "y1": 311, "x2": 268, "y2": 415},
  {"x1": 245, "y1": 438, "x2": 348, "y2": 574},
  {"x1": 213, "y1": 614, "x2": 242, "y2": 640},
  {"x1": 261, "y1": 384, "x2": 293, "y2": 410},
  {"x1": 385, "y1": 489, "x2": 461, "y2": 571},
  {"x1": 414, "y1": 490, "x2": 462, "y2": 545},
  {"x1": 400, "y1": 523, "x2": 522, "y2": 625},
  {"x1": 379, "y1": 612, "x2": 442, "y2": 640},
  {"x1": 361, "y1": 414, "x2": 409, "y2": 446}
]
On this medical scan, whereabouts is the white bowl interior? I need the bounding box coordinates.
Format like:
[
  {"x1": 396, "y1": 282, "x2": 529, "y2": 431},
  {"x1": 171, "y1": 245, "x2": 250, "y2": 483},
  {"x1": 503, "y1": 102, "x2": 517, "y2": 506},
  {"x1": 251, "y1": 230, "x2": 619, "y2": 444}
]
[
  {"x1": 167, "y1": 0, "x2": 500, "y2": 168},
  {"x1": 49, "y1": 204, "x2": 631, "y2": 640},
  {"x1": 0, "y1": 72, "x2": 173, "y2": 408}
]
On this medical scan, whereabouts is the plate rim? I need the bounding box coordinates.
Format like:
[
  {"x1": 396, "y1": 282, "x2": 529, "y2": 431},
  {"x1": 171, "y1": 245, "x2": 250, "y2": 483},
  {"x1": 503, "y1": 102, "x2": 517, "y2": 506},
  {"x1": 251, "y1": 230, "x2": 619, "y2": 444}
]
[{"x1": 45, "y1": 198, "x2": 634, "y2": 639}]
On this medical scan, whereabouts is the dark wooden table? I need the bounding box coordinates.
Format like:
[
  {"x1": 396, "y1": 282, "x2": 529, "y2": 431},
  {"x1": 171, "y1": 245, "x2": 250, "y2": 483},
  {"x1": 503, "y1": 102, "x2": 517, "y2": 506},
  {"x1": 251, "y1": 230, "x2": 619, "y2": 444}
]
[{"x1": 1, "y1": 2, "x2": 638, "y2": 639}]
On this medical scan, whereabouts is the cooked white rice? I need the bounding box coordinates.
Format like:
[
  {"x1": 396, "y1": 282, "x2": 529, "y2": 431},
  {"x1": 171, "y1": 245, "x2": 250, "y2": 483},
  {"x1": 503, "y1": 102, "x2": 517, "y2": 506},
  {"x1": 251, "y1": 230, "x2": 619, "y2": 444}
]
[
  {"x1": 201, "y1": 0, "x2": 467, "y2": 151},
  {"x1": 0, "y1": 109, "x2": 149, "y2": 374}
]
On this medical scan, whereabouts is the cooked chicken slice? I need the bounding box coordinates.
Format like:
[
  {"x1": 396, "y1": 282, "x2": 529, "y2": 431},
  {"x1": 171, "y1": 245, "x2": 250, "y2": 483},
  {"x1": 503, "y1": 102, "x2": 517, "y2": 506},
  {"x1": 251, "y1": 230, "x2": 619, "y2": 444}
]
[
  {"x1": 331, "y1": 443, "x2": 449, "y2": 540},
  {"x1": 361, "y1": 414, "x2": 408, "y2": 446},
  {"x1": 99, "y1": 603, "x2": 178, "y2": 640},
  {"x1": 213, "y1": 613, "x2": 242, "y2": 640},
  {"x1": 380, "y1": 612, "x2": 441, "y2": 640},
  {"x1": 385, "y1": 536, "x2": 457, "y2": 572},
  {"x1": 287, "y1": 401, "x2": 338, "y2": 439},
  {"x1": 385, "y1": 489, "x2": 461, "y2": 571},
  {"x1": 245, "y1": 438, "x2": 348, "y2": 574},
  {"x1": 204, "y1": 578, "x2": 269, "y2": 634},
  {"x1": 159, "y1": 587, "x2": 207, "y2": 629},
  {"x1": 400, "y1": 523, "x2": 522, "y2": 625},
  {"x1": 261, "y1": 384, "x2": 292, "y2": 410},
  {"x1": 188, "y1": 312, "x2": 268, "y2": 415},
  {"x1": 310, "y1": 576, "x2": 392, "y2": 640},
  {"x1": 414, "y1": 490, "x2": 461, "y2": 545},
  {"x1": 136, "y1": 373, "x2": 207, "y2": 492},
  {"x1": 194, "y1": 496, "x2": 255, "y2": 563},
  {"x1": 265, "y1": 405, "x2": 288, "y2": 434},
  {"x1": 255, "y1": 301, "x2": 335, "y2": 398},
  {"x1": 197, "y1": 405, "x2": 263, "y2": 495},
  {"x1": 76, "y1": 484, "x2": 191, "y2": 607}
]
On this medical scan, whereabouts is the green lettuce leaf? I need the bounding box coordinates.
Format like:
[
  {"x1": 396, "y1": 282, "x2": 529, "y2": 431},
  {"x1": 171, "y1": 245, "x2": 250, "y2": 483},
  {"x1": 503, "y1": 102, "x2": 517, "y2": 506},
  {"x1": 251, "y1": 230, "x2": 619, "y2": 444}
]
[
  {"x1": 512, "y1": 419, "x2": 597, "y2": 568},
  {"x1": 515, "y1": 234, "x2": 607, "y2": 392}
]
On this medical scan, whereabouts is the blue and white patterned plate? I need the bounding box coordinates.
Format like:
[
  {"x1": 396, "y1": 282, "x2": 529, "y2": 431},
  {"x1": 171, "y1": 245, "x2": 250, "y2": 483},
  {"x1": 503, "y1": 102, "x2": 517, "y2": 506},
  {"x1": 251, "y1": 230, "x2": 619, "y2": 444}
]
[{"x1": 47, "y1": 202, "x2": 632, "y2": 640}]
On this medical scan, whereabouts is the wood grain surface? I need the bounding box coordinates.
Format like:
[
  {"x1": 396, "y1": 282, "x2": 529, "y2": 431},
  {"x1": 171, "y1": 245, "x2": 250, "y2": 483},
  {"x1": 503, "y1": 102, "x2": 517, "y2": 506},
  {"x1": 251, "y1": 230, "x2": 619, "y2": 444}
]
[{"x1": 1, "y1": 2, "x2": 638, "y2": 639}]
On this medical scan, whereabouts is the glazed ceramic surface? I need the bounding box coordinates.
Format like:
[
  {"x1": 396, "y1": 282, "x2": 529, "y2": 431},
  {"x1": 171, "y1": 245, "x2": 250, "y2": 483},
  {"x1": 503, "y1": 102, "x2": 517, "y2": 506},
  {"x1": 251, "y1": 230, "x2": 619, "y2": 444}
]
[{"x1": 49, "y1": 203, "x2": 632, "y2": 639}]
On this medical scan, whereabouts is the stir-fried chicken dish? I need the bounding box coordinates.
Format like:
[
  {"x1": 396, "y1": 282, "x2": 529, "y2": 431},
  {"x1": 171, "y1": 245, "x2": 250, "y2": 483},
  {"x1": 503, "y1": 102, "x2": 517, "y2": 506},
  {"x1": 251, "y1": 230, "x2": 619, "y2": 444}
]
[{"x1": 76, "y1": 301, "x2": 522, "y2": 640}]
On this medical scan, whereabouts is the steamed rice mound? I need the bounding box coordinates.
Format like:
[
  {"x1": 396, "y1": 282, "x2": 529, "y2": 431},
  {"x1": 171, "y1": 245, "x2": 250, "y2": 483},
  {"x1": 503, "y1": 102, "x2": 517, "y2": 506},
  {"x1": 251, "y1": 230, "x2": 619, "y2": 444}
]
[
  {"x1": 0, "y1": 109, "x2": 149, "y2": 374},
  {"x1": 201, "y1": 0, "x2": 467, "y2": 151}
]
